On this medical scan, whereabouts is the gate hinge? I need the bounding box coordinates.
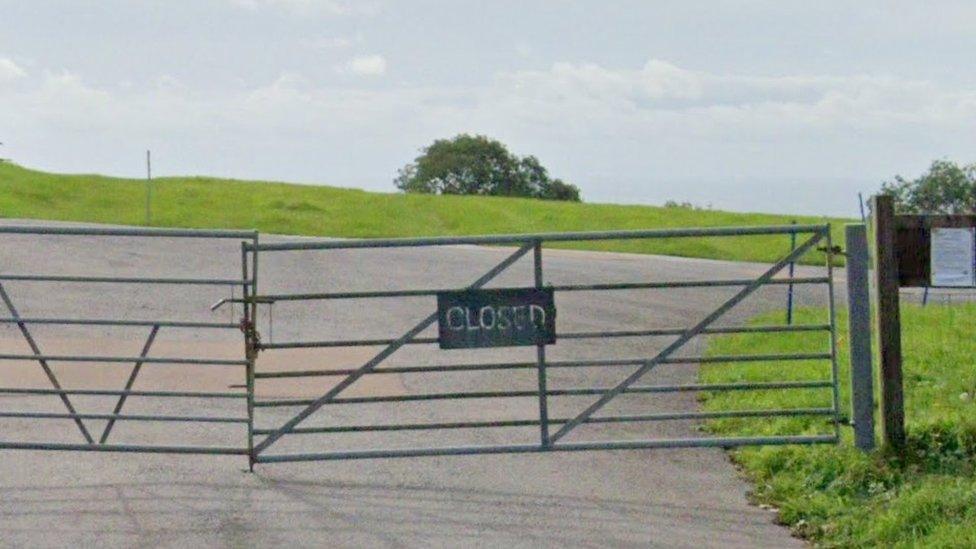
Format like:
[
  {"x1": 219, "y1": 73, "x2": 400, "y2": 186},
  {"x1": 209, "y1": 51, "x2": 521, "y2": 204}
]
[
  {"x1": 239, "y1": 319, "x2": 261, "y2": 349},
  {"x1": 817, "y1": 245, "x2": 845, "y2": 257}
]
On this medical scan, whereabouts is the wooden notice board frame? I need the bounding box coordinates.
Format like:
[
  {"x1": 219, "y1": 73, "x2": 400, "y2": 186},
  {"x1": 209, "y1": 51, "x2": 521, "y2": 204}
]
[{"x1": 871, "y1": 195, "x2": 976, "y2": 451}]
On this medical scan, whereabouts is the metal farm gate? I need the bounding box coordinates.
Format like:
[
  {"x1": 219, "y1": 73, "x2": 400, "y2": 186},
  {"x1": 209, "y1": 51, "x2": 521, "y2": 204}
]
[
  {"x1": 0, "y1": 223, "x2": 842, "y2": 467},
  {"x1": 244, "y1": 224, "x2": 841, "y2": 466}
]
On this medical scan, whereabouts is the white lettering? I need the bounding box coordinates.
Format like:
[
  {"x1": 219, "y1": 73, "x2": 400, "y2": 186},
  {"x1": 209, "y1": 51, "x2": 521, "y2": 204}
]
[
  {"x1": 466, "y1": 308, "x2": 480, "y2": 332},
  {"x1": 479, "y1": 306, "x2": 496, "y2": 330},
  {"x1": 497, "y1": 306, "x2": 512, "y2": 330},
  {"x1": 444, "y1": 300, "x2": 551, "y2": 340},
  {"x1": 530, "y1": 304, "x2": 546, "y2": 327},
  {"x1": 447, "y1": 307, "x2": 466, "y2": 331},
  {"x1": 513, "y1": 306, "x2": 528, "y2": 329}
]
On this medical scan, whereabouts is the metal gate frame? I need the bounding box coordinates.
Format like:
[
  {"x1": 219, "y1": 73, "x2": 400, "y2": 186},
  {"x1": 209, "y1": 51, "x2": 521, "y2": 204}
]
[
  {"x1": 0, "y1": 223, "x2": 841, "y2": 466},
  {"x1": 245, "y1": 223, "x2": 841, "y2": 465},
  {"x1": 0, "y1": 224, "x2": 258, "y2": 456}
]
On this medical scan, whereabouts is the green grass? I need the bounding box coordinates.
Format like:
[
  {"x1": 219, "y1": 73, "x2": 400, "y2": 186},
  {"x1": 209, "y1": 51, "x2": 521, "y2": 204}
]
[
  {"x1": 0, "y1": 162, "x2": 848, "y2": 264},
  {"x1": 702, "y1": 304, "x2": 976, "y2": 547}
]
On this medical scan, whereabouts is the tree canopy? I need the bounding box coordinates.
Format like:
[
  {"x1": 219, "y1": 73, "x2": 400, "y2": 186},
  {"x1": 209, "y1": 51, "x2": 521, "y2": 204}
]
[
  {"x1": 881, "y1": 159, "x2": 975, "y2": 214},
  {"x1": 394, "y1": 134, "x2": 581, "y2": 202}
]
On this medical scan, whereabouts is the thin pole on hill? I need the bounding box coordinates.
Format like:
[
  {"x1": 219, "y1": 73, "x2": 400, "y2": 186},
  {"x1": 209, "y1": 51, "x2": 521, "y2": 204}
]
[{"x1": 146, "y1": 150, "x2": 152, "y2": 226}]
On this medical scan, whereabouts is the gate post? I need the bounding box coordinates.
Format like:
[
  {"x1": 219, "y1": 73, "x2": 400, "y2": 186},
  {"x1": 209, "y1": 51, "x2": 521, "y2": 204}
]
[
  {"x1": 845, "y1": 224, "x2": 875, "y2": 451},
  {"x1": 870, "y1": 195, "x2": 906, "y2": 451}
]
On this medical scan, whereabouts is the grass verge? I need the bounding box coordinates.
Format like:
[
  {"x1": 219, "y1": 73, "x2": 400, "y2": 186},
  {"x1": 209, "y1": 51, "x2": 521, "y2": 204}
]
[
  {"x1": 0, "y1": 162, "x2": 848, "y2": 264},
  {"x1": 701, "y1": 303, "x2": 976, "y2": 546}
]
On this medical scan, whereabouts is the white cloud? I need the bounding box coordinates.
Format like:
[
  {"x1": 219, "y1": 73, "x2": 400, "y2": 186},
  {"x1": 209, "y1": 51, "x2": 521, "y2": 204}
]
[
  {"x1": 509, "y1": 59, "x2": 703, "y2": 104},
  {"x1": 0, "y1": 57, "x2": 26, "y2": 83},
  {"x1": 228, "y1": 0, "x2": 377, "y2": 16},
  {"x1": 340, "y1": 55, "x2": 387, "y2": 77},
  {"x1": 311, "y1": 36, "x2": 353, "y2": 50},
  {"x1": 2, "y1": 59, "x2": 975, "y2": 214},
  {"x1": 5, "y1": 59, "x2": 974, "y2": 142},
  {"x1": 487, "y1": 59, "x2": 976, "y2": 137}
]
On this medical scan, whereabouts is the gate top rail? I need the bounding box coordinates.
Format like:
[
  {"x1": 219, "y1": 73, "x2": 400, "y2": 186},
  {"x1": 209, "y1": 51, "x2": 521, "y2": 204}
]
[
  {"x1": 248, "y1": 223, "x2": 829, "y2": 252},
  {"x1": 0, "y1": 225, "x2": 257, "y2": 239}
]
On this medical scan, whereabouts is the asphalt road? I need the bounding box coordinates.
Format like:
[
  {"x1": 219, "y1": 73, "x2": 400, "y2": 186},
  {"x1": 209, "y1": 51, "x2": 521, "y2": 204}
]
[{"x1": 0, "y1": 220, "x2": 839, "y2": 547}]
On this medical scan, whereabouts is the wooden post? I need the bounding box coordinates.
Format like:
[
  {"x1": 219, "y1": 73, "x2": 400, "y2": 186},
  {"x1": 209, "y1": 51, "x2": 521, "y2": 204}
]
[{"x1": 870, "y1": 195, "x2": 906, "y2": 451}]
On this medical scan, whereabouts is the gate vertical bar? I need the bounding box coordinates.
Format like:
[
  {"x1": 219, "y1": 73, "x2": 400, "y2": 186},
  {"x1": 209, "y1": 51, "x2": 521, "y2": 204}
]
[
  {"x1": 251, "y1": 233, "x2": 260, "y2": 467},
  {"x1": 845, "y1": 224, "x2": 875, "y2": 451},
  {"x1": 242, "y1": 236, "x2": 257, "y2": 471},
  {"x1": 786, "y1": 220, "x2": 796, "y2": 324},
  {"x1": 533, "y1": 240, "x2": 550, "y2": 447},
  {"x1": 825, "y1": 226, "x2": 842, "y2": 439}
]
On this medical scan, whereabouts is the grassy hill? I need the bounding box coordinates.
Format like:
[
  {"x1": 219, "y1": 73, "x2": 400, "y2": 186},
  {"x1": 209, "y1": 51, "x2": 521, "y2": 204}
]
[{"x1": 0, "y1": 162, "x2": 848, "y2": 264}]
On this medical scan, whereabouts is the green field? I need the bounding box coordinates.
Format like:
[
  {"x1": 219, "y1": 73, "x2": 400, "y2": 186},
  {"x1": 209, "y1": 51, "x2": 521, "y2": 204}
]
[
  {"x1": 0, "y1": 162, "x2": 847, "y2": 264},
  {"x1": 702, "y1": 304, "x2": 976, "y2": 547}
]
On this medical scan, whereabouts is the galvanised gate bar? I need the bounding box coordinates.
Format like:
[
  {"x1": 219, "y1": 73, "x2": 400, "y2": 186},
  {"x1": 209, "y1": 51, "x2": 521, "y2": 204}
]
[
  {"x1": 0, "y1": 223, "x2": 842, "y2": 466},
  {"x1": 245, "y1": 224, "x2": 841, "y2": 465}
]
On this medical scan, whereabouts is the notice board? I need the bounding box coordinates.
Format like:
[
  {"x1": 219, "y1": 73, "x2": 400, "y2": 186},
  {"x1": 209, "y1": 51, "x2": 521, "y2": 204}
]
[{"x1": 894, "y1": 215, "x2": 976, "y2": 287}]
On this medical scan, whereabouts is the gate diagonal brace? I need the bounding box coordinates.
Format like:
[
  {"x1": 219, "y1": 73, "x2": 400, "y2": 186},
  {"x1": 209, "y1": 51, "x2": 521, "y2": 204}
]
[
  {"x1": 0, "y1": 282, "x2": 95, "y2": 443},
  {"x1": 99, "y1": 324, "x2": 160, "y2": 444},
  {"x1": 253, "y1": 242, "x2": 535, "y2": 455},
  {"x1": 548, "y1": 229, "x2": 827, "y2": 445}
]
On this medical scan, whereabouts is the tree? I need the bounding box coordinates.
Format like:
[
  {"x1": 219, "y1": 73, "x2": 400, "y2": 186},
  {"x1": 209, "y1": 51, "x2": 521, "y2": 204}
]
[
  {"x1": 880, "y1": 160, "x2": 976, "y2": 214},
  {"x1": 395, "y1": 134, "x2": 581, "y2": 201}
]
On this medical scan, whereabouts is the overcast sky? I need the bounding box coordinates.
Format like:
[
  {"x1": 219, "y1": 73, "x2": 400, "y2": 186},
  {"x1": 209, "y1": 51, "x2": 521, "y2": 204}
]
[{"x1": 2, "y1": 1, "x2": 975, "y2": 216}]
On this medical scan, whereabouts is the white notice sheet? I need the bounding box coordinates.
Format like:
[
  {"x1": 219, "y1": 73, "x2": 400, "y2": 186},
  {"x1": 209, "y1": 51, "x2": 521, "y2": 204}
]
[{"x1": 930, "y1": 227, "x2": 975, "y2": 287}]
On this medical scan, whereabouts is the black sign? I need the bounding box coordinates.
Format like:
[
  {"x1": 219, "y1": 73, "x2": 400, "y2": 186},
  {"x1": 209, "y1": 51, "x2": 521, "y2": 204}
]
[{"x1": 436, "y1": 287, "x2": 556, "y2": 349}]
